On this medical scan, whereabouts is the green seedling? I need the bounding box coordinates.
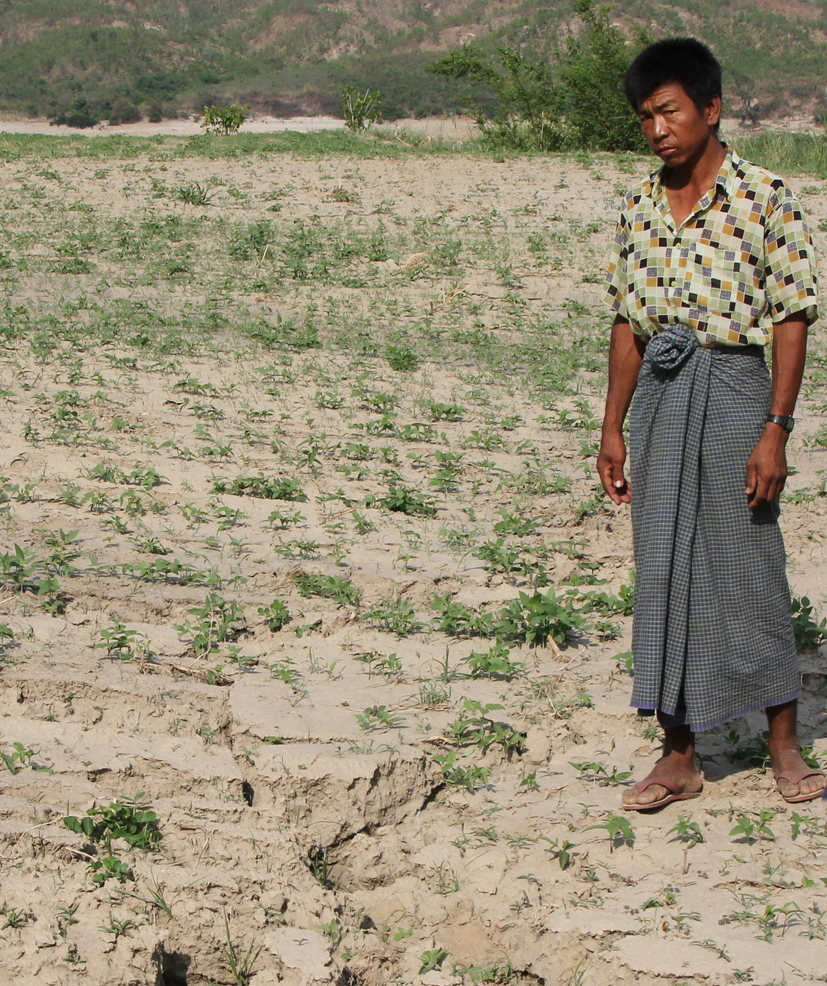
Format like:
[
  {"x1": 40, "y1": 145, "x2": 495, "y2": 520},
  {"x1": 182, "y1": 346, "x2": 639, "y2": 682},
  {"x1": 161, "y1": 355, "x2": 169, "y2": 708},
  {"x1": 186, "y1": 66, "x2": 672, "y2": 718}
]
[
  {"x1": 355, "y1": 705, "x2": 405, "y2": 731},
  {"x1": 1, "y1": 742, "x2": 49, "y2": 774},
  {"x1": 95, "y1": 620, "x2": 148, "y2": 661},
  {"x1": 265, "y1": 507, "x2": 306, "y2": 528},
  {"x1": 730, "y1": 810, "x2": 776, "y2": 843},
  {"x1": 63, "y1": 792, "x2": 161, "y2": 851},
  {"x1": 174, "y1": 593, "x2": 246, "y2": 657},
  {"x1": 212, "y1": 476, "x2": 305, "y2": 501},
  {"x1": 465, "y1": 643, "x2": 523, "y2": 679},
  {"x1": 293, "y1": 571, "x2": 359, "y2": 605},
  {"x1": 569, "y1": 760, "x2": 633, "y2": 785},
  {"x1": 258, "y1": 599, "x2": 290, "y2": 631},
  {"x1": 430, "y1": 594, "x2": 494, "y2": 637},
  {"x1": 585, "y1": 812, "x2": 635, "y2": 852},
  {"x1": 1, "y1": 906, "x2": 29, "y2": 929},
  {"x1": 222, "y1": 905, "x2": 262, "y2": 986},
  {"x1": 445, "y1": 698, "x2": 524, "y2": 757},
  {"x1": 539, "y1": 836, "x2": 575, "y2": 869},
  {"x1": 494, "y1": 588, "x2": 585, "y2": 647},
  {"x1": 433, "y1": 750, "x2": 490, "y2": 792},
  {"x1": 791, "y1": 595, "x2": 827, "y2": 649},
  {"x1": 419, "y1": 947, "x2": 448, "y2": 975},
  {"x1": 668, "y1": 813, "x2": 705, "y2": 873},
  {"x1": 379, "y1": 485, "x2": 437, "y2": 517},
  {"x1": 360, "y1": 597, "x2": 422, "y2": 636}
]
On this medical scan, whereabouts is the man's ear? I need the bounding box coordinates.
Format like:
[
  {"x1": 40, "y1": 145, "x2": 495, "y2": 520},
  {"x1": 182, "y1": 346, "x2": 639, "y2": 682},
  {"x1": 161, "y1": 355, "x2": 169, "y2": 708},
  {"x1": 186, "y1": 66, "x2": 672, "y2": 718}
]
[{"x1": 705, "y1": 95, "x2": 722, "y2": 128}]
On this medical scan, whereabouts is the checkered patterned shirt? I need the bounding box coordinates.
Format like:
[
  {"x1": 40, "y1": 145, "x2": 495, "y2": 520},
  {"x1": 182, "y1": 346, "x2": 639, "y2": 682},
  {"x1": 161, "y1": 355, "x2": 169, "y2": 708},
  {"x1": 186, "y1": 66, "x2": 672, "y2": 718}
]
[{"x1": 604, "y1": 147, "x2": 818, "y2": 345}]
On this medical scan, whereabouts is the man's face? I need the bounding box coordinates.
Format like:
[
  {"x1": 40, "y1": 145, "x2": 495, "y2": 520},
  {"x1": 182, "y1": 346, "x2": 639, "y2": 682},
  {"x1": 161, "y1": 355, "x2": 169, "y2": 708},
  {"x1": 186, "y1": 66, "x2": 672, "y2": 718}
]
[{"x1": 637, "y1": 81, "x2": 721, "y2": 168}]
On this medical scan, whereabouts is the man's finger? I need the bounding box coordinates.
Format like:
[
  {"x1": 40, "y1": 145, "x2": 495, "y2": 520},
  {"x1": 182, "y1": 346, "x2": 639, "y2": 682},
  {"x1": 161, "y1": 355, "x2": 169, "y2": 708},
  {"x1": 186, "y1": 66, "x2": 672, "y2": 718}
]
[
  {"x1": 745, "y1": 460, "x2": 758, "y2": 496},
  {"x1": 749, "y1": 473, "x2": 770, "y2": 510}
]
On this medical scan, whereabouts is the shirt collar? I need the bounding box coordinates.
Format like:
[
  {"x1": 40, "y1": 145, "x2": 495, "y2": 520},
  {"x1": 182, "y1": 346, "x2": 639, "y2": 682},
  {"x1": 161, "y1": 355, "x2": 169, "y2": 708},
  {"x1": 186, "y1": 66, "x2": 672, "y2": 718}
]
[{"x1": 646, "y1": 143, "x2": 739, "y2": 203}]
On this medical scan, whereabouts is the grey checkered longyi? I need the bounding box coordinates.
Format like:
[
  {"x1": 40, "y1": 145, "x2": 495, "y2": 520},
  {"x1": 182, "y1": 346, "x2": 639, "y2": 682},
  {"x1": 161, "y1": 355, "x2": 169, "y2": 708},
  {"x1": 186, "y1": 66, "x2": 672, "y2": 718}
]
[{"x1": 629, "y1": 325, "x2": 800, "y2": 733}]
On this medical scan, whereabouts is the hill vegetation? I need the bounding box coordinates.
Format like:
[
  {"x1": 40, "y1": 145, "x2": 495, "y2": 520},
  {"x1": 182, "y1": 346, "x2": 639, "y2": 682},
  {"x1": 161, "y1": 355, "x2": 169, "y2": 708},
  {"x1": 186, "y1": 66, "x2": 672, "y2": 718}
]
[{"x1": 0, "y1": 0, "x2": 825, "y2": 125}]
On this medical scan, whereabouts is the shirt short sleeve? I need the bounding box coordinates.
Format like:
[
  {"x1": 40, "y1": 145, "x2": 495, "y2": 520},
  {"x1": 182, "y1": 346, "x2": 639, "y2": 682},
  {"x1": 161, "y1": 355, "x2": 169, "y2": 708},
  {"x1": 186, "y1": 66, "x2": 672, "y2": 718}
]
[
  {"x1": 603, "y1": 195, "x2": 632, "y2": 321},
  {"x1": 764, "y1": 182, "x2": 819, "y2": 326}
]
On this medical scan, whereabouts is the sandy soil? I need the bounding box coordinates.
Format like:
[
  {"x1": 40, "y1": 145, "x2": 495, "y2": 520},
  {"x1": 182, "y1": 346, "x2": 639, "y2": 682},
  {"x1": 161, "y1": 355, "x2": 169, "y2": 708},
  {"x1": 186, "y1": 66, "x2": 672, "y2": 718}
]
[
  {"x1": 0, "y1": 138, "x2": 824, "y2": 986},
  {"x1": 0, "y1": 114, "x2": 477, "y2": 140}
]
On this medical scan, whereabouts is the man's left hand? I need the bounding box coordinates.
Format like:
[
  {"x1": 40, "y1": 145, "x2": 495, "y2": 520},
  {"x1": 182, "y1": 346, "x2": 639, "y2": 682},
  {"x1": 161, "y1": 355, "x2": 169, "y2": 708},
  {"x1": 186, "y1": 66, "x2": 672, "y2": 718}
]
[{"x1": 745, "y1": 430, "x2": 788, "y2": 510}]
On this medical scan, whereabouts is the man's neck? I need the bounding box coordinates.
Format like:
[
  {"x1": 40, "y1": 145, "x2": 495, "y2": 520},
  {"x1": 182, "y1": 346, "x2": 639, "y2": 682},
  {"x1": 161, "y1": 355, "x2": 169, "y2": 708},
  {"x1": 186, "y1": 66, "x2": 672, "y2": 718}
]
[{"x1": 664, "y1": 133, "x2": 727, "y2": 194}]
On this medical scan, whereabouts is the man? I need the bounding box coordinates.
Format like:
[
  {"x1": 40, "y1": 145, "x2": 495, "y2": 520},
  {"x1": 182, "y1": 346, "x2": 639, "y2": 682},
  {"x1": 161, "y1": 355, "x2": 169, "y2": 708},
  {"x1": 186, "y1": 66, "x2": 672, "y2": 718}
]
[{"x1": 597, "y1": 37, "x2": 825, "y2": 809}]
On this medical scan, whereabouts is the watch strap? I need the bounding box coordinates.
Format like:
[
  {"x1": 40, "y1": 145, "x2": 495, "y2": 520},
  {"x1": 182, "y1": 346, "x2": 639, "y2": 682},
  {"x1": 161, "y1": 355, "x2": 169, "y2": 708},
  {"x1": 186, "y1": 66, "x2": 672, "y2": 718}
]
[{"x1": 767, "y1": 413, "x2": 794, "y2": 433}]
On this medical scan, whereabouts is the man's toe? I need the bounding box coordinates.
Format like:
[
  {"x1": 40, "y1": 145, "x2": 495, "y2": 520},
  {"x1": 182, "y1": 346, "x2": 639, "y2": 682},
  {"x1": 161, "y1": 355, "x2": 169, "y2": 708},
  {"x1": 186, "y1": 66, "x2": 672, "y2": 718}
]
[{"x1": 623, "y1": 782, "x2": 667, "y2": 806}]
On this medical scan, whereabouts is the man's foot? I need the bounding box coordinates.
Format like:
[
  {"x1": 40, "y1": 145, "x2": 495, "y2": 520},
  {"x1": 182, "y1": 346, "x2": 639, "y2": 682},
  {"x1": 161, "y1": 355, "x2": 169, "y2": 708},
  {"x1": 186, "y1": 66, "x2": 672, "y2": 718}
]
[
  {"x1": 770, "y1": 745, "x2": 827, "y2": 804},
  {"x1": 622, "y1": 753, "x2": 704, "y2": 810}
]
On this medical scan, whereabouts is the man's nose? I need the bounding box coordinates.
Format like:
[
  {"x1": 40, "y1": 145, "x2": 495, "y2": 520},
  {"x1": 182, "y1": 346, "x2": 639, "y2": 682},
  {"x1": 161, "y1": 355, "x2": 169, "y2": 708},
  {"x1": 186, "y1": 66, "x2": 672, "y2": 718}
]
[{"x1": 652, "y1": 115, "x2": 669, "y2": 139}]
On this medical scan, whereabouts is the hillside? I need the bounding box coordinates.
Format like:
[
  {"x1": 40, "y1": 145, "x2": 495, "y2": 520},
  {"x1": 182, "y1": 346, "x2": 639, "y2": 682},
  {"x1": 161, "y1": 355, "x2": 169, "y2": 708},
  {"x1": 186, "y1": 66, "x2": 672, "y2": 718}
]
[{"x1": 0, "y1": 0, "x2": 825, "y2": 122}]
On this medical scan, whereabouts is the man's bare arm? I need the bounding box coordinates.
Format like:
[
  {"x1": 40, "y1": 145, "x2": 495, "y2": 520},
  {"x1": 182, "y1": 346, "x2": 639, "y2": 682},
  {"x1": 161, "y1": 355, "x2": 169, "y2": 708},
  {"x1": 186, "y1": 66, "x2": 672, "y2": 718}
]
[
  {"x1": 597, "y1": 316, "x2": 646, "y2": 505},
  {"x1": 745, "y1": 315, "x2": 808, "y2": 511}
]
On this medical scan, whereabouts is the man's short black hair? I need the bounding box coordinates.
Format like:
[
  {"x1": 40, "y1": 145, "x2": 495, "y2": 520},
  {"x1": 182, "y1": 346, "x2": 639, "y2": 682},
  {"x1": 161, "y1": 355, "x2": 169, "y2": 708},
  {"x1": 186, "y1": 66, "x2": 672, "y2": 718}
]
[{"x1": 624, "y1": 38, "x2": 722, "y2": 116}]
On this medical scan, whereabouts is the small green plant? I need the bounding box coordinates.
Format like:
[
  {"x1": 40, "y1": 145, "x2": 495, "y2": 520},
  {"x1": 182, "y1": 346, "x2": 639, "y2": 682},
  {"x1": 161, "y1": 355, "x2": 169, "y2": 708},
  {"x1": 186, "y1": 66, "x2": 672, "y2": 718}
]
[
  {"x1": 791, "y1": 595, "x2": 827, "y2": 649},
  {"x1": 445, "y1": 698, "x2": 524, "y2": 757},
  {"x1": 1, "y1": 742, "x2": 49, "y2": 774},
  {"x1": 355, "y1": 705, "x2": 405, "y2": 731},
  {"x1": 539, "y1": 836, "x2": 576, "y2": 869},
  {"x1": 418, "y1": 947, "x2": 448, "y2": 975},
  {"x1": 465, "y1": 643, "x2": 523, "y2": 679},
  {"x1": 385, "y1": 344, "x2": 419, "y2": 371},
  {"x1": 430, "y1": 594, "x2": 494, "y2": 637},
  {"x1": 428, "y1": 401, "x2": 464, "y2": 422},
  {"x1": 730, "y1": 810, "x2": 776, "y2": 843},
  {"x1": 63, "y1": 793, "x2": 161, "y2": 851},
  {"x1": 174, "y1": 593, "x2": 246, "y2": 657},
  {"x1": 360, "y1": 597, "x2": 422, "y2": 636},
  {"x1": 341, "y1": 84, "x2": 381, "y2": 130},
  {"x1": 292, "y1": 572, "x2": 359, "y2": 606},
  {"x1": 569, "y1": 760, "x2": 633, "y2": 785},
  {"x1": 1, "y1": 906, "x2": 30, "y2": 929},
  {"x1": 202, "y1": 104, "x2": 248, "y2": 135},
  {"x1": 212, "y1": 475, "x2": 305, "y2": 500},
  {"x1": 222, "y1": 906, "x2": 262, "y2": 986},
  {"x1": 494, "y1": 589, "x2": 584, "y2": 647},
  {"x1": 172, "y1": 181, "x2": 213, "y2": 206},
  {"x1": 432, "y1": 749, "x2": 490, "y2": 792},
  {"x1": 257, "y1": 599, "x2": 291, "y2": 631},
  {"x1": 585, "y1": 811, "x2": 635, "y2": 853},
  {"x1": 379, "y1": 485, "x2": 437, "y2": 517}
]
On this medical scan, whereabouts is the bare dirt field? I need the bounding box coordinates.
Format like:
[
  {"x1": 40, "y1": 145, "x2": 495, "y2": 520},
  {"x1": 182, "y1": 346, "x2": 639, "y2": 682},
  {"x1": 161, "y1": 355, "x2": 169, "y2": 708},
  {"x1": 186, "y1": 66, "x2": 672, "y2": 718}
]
[{"x1": 0, "y1": 133, "x2": 824, "y2": 986}]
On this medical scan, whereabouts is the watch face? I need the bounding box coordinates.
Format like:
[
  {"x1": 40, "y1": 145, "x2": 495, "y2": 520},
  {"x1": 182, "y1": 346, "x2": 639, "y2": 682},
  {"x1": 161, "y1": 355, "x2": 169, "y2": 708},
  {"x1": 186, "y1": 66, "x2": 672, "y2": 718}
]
[{"x1": 769, "y1": 414, "x2": 794, "y2": 432}]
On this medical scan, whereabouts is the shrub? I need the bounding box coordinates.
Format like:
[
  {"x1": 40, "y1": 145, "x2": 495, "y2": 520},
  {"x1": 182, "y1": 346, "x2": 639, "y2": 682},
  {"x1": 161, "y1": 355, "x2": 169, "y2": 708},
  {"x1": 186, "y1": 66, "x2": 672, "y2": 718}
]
[
  {"x1": 50, "y1": 96, "x2": 99, "y2": 129},
  {"x1": 342, "y1": 84, "x2": 381, "y2": 130},
  {"x1": 428, "y1": 0, "x2": 645, "y2": 152},
  {"x1": 109, "y1": 100, "x2": 142, "y2": 125},
  {"x1": 556, "y1": 0, "x2": 647, "y2": 152},
  {"x1": 201, "y1": 104, "x2": 247, "y2": 135},
  {"x1": 429, "y1": 44, "x2": 569, "y2": 152}
]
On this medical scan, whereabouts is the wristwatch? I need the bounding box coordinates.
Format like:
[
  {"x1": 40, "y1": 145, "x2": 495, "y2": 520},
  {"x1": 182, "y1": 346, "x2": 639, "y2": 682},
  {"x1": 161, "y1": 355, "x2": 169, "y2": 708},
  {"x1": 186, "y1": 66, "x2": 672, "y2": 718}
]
[{"x1": 766, "y1": 414, "x2": 795, "y2": 433}]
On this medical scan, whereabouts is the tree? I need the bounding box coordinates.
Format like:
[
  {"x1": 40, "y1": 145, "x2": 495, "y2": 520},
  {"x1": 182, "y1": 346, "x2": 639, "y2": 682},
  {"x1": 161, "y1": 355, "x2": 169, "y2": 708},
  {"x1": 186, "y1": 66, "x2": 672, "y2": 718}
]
[
  {"x1": 341, "y1": 84, "x2": 381, "y2": 131},
  {"x1": 201, "y1": 104, "x2": 247, "y2": 135},
  {"x1": 428, "y1": 44, "x2": 570, "y2": 151},
  {"x1": 557, "y1": 0, "x2": 648, "y2": 152}
]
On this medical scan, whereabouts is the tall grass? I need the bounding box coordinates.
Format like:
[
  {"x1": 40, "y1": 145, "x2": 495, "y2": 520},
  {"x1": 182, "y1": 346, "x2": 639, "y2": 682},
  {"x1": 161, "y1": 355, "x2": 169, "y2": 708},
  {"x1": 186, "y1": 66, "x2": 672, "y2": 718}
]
[{"x1": 732, "y1": 131, "x2": 827, "y2": 180}]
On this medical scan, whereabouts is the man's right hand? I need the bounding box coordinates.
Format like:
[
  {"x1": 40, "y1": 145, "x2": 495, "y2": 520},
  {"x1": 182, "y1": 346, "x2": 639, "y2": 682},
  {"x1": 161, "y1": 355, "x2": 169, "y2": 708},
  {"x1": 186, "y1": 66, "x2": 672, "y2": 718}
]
[{"x1": 597, "y1": 431, "x2": 631, "y2": 505}]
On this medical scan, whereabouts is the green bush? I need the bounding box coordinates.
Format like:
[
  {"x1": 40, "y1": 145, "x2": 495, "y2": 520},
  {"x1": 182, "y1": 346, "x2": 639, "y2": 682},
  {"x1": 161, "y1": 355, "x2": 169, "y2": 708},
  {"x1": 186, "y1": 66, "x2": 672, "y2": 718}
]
[
  {"x1": 428, "y1": 0, "x2": 645, "y2": 153},
  {"x1": 342, "y1": 84, "x2": 381, "y2": 130},
  {"x1": 50, "y1": 96, "x2": 98, "y2": 129},
  {"x1": 108, "y1": 99, "x2": 141, "y2": 125},
  {"x1": 429, "y1": 44, "x2": 569, "y2": 152},
  {"x1": 201, "y1": 104, "x2": 247, "y2": 135},
  {"x1": 557, "y1": 0, "x2": 648, "y2": 152}
]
